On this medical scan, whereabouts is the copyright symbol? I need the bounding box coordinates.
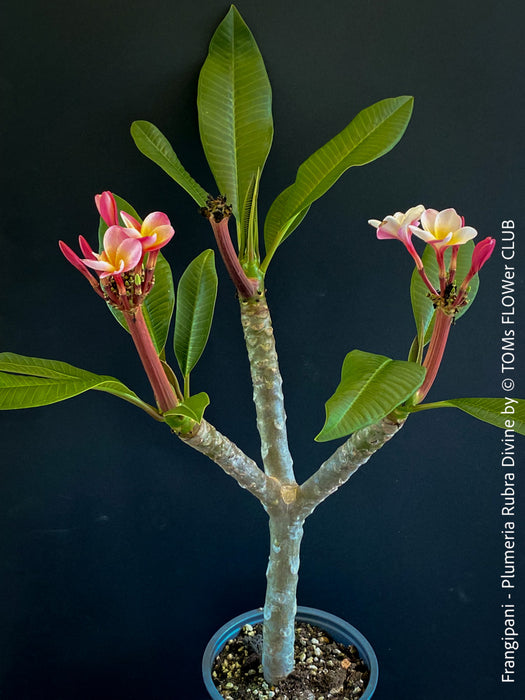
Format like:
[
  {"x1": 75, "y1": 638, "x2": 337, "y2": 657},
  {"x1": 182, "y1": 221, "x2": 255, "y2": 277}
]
[{"x1": 502, "y1": 378, "x2": 515, "y2": 391}]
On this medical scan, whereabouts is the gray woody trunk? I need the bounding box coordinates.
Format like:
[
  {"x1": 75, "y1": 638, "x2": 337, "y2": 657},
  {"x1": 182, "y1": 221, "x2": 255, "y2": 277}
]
[{"x1": 180, "y1": 292, "x2": 405, "y2": 684}]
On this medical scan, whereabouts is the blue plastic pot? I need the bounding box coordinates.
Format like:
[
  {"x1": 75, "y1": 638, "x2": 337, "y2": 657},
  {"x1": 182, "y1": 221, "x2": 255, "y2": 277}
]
[{"x1": 202, "y1": 606, "x2": 378, "y2": 699}]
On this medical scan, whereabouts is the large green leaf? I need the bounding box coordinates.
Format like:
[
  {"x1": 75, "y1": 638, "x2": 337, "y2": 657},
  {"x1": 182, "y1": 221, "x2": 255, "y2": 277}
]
[
  {"x1": 262, "y1": 96, "x2": 414, "y2": 270},
  {"x1": 262, "y1": 185, "x2": 311, "y2": 265},
  {"x1": 130, "y1": 121, "x2": 209, "y2": 206},
  {"x1": 174, "y1": 250, "x2": 218, "y2": 378},
  {"x1": 316, "y1": 349, "x2": 426, "y2": 442},
  {"x1": 411, "y1": 397, "x2": 525, "y2": 436},
  {"x1": 197, "y1": 5, "x2": 273, "y2": 238},
  {"x1": 96, "y1": 194, "x2": 175, "y2": 354},
  {"x1": 0, "y1": 353, "x2": 152, "y2": 413},
  {"x1": 410, "y1": 240, "x2": 479, "y2": 358}
]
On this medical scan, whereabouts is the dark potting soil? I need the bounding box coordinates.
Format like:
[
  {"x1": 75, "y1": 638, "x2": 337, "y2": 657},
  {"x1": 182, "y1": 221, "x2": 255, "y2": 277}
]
[{"x1": 211, "y1": 621, "x2": 370, "y2": 699}]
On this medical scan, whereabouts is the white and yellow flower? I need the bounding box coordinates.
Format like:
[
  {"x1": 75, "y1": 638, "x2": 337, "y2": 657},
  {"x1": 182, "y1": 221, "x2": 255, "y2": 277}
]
[{"x1": 409, "y1": 208, "x2": 477, "y2": 250}]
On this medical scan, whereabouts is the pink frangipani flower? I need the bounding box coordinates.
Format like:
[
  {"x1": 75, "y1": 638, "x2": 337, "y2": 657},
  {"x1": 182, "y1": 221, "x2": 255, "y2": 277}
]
[
  {"x1": 59, "y1": 240, "x2": 90, "y2": 275},
  {"x1": 78, "y1": 235, "x2": 98, "y2": 261},
  {"x1": 469, "y1": 236, "x2": 496, "y2": 274},
  {"x1": 368, "y1": 205, "x2": 438, "y2": 293},
  {"x1": 83, "y1": 226, "x2": 143, "y2": 278},
  {"x1": 58, "y1": 240, "x2": 105, "y2": 298},
  {"x1": 410, "y1": 208, "x2": 477, "y2": 250},
  {"x1": 368, "y1": 205, "x2": 425, "y2": 260},
  {"x1": 95, "y1": 191, "x2": 119, "y2": 227},
  {"x1": 455, "y1": 237, "x2": 496, "y2": 306},
  {"x1": 120, "y1": 211, "x2": 175, "y2": 252},
  {"x1": 61, "y1": 193, "x2": 175, "y2": 310},
  {"x1": 368, "y1": 205, "x2": 425, "y2": 244}
]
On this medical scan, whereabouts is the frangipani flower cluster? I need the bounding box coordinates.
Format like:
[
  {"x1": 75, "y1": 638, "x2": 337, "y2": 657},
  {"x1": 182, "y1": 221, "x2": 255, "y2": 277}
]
[
  {"x1": 369, "y1": 205, "x2": 496, "y2": 404},
  {"x1": 369, "y1": 206, "x2": 495, "y2": 313},
  {"x1": 59, "y1": 192, "x2": 174, "y2": 312}
]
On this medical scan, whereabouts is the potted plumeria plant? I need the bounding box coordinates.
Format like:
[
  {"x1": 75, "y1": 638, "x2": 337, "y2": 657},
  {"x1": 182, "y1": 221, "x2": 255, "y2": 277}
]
[{"x1": 2, "y1": 6, "x2": 524, "y2": 699}]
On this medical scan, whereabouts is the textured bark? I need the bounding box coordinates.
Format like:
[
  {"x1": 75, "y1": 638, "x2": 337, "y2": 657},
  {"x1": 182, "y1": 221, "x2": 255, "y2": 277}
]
[
  {"x1": 298, "y1": 415, "x2": 406, "y2": 516},
  {"x1": 240, "y1": 295, "x2": 295, "y2": 484},
  {"x1": 180, "y1": 419, "x2": 279, "y2": 505},
  {"x1": 262, "y1": 510, "x2": 304, "y2": 683},
  {"x1": 176, "y1": 289, "x2": 408, "y2": 686}
]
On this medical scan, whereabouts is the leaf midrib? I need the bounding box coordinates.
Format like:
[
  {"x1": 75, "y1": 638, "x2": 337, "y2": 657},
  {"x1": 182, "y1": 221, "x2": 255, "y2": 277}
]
[
  {"x1": 279, "y1": 98, "x2": 409, "y2": 235},
  {"x1": 0, "y1": 357, "x2": 98, "y2": 381},
  {"x1": 337, "y1": 357, "x2": 391, "y2": 416},
  {"x1": 179, "y1": 264, "x2": 209, "y2": 374}
]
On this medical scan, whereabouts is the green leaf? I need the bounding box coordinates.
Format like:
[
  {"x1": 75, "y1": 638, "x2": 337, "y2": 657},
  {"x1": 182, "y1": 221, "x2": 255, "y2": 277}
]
[
  {"x1": 97, "y1": 194, "x2": 175, "y2": 354},
  {"x1": 130, "y1": 121, "x2": 209, "y2": 206},
  {"x1": 316, "y1": 349, "x2": 426, "y2": 442},
  {"x1": 174, "y1": 250, "x2": 218, "y2": 377},
  {"x1": 142, "y1": 253, "x2": 176, "y2": 354},
  {"x1": 164, "y1": 392, "x2": 210, "y2": 423},
  {"x1": 411, "y1": 397, "x2": 525, "y2": 435},
  {"x1": 262, "y1": 96, "x2": 414, "y2": 270},
  {"x1": 410, "y1": 240, "x2": 479, "y2": 357},
  {"x1": 407, "y1": 316, "x2": 435, "y2": 363},
  {"x1": 262, "y1": 185, "x2": 310, "y2": 266},
  {"x1": 197, "y1": 5, "x2": 273, "y2": 235},
  {"x1": 0, "y1": 353, "x2": 151, "y2": 413}
]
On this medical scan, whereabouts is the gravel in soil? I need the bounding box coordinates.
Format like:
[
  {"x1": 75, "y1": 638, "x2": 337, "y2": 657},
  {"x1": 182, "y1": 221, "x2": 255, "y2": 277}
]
[{"x1": 211, "y1": 621, "x2": 370, "y2": 699}]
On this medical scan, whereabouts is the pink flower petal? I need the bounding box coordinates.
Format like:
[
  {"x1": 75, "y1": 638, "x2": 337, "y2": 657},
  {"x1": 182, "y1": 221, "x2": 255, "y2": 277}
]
[
  {"x1": 376, "y1": 225, "x2": 399, "y2": 240},
  {"x1": 138, "y1": 234, "x2": 159, "y2": 252},
  {"x1": 95, "y1": 191, "x2": 119, "y2": 227},
  {"x1": 103, "y1": 225, "x2": 131, "y2": 257},
  {"x1": 141, "y1": 211, "x2": 171, "y2": 237},
  {"x1": 120, "y1": 226, "x2": 144, "y2": 240},
  {"x1": 378, "y1": 216, "x2": 403, "y2": 237},
  {"x1": 83, "y1": 258, "x2": 116, "y2": 273},
  {"x1": 143, "y1": 225, "x2": 174, "y2": 251},
  {"x1": 470, "y1": 237, "x2": 496, "y2": 272},
  {"x1": 115, "y1": 237, "x2": 143, "y2": 271},
  {"x1": 78, "y1": 235, "x2": 97, "y2": 260},
  {"x1": 120, "y1": 211, "x2": 142, "y2": 231},
  {"x1": 59, "y1": 241, "x2": 87, "y2": 272}
]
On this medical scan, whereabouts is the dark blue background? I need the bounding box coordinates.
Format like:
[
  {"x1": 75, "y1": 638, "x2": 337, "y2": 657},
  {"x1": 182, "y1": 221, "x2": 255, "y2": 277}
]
[{"x1": 1, "y1": 0, "x2": 523, "y2": 697}]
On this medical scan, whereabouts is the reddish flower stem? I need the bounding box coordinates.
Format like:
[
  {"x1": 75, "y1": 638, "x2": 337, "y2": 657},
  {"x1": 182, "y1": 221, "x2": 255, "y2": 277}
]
[
  {"x1": 210, "y1": 218, "x2": 259, "y2": 299},
  {"x1": 417, "y1": 266, "x2": 438, "y2": 295},
  {"x1": 125, "y1": 306, "x2": 178, "y2": 412},
  {"x1": 435, "y1": 248, "x2": 448, "y2": 294},
  {"x1": 448, "y1": 245, "x2": 460, "y2": 285},
  {"x1": 415, "y1": 308, "x2": 453, "y2": 403},
  {"x1": 114, "y1": 274, "x2": 131, "y2": 311},
  {"x1": 143, "y1": 250, "x2": 159, "y2": 295}
]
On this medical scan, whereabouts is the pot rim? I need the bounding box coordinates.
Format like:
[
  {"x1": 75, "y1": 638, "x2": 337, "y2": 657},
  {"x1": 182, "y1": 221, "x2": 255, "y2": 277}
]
[{"x1": 202, "y1": 605, "x2": 379, "y2": 699}]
